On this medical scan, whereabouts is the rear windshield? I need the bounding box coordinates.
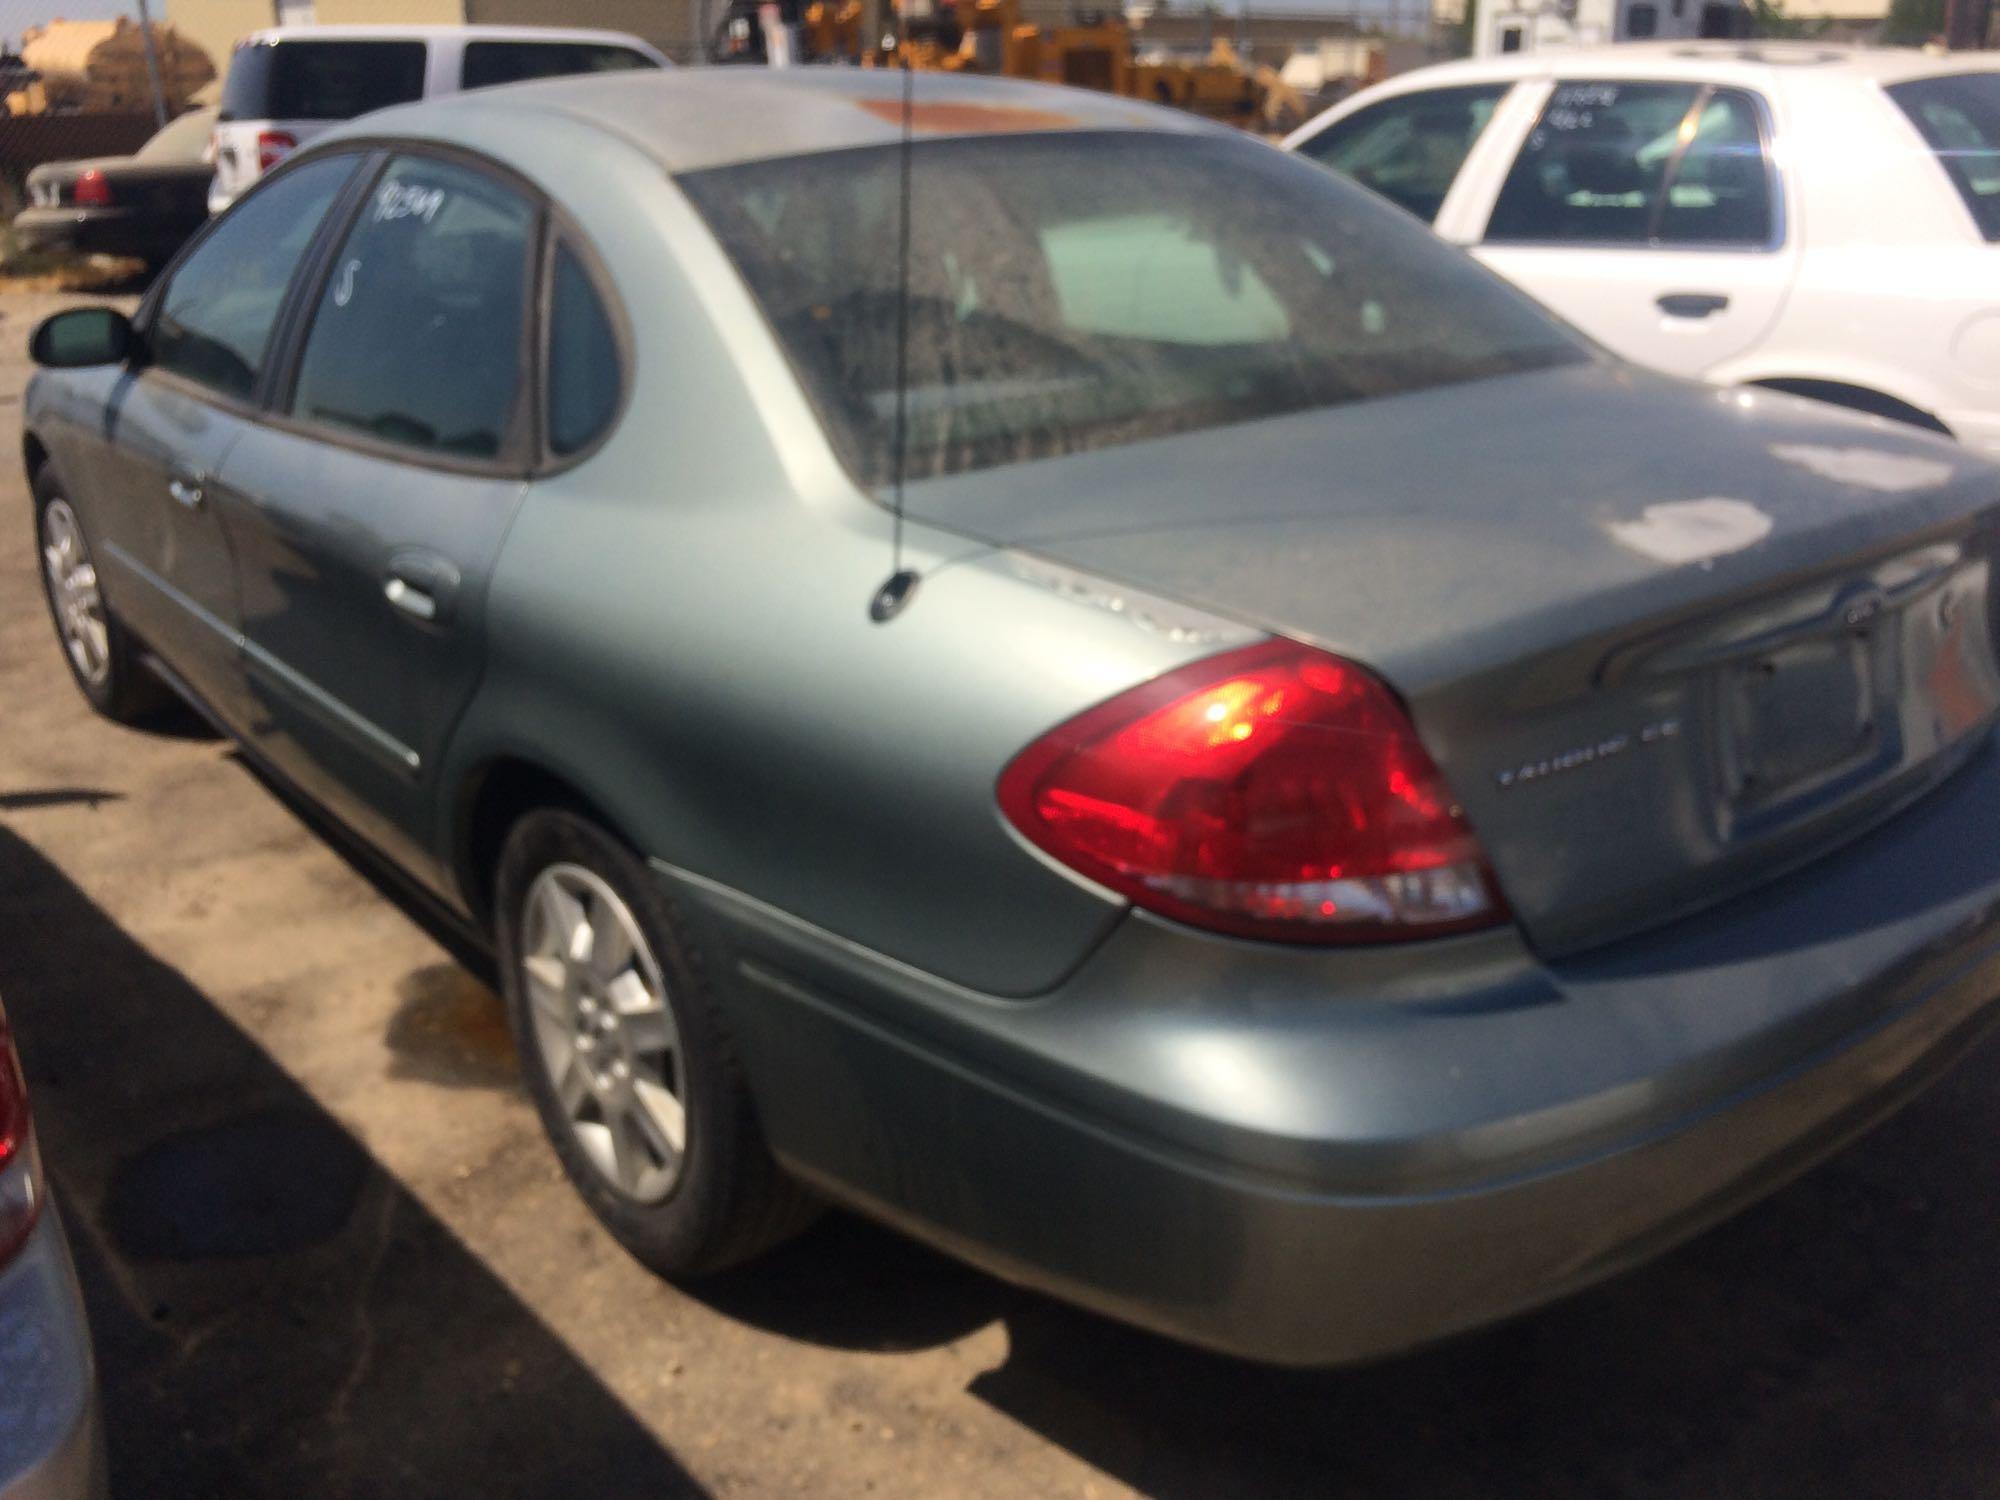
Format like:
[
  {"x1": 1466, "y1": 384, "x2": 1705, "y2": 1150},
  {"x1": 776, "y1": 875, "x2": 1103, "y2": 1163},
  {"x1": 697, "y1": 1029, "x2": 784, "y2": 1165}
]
[
  {"x1": 1888, "y1": 74, "x2": 2000, "y2": 242},
  {"x1": 461, "y1": 41, "x2": 656, "y2": 91},
  {"x1": 681, "y1": 132, "x2": 1585, "y2": 486},
  {"x1": 220, "y1": 40, "x2": 428, "y2": 122},
  {"x1": 135, "y1": 106, "x2": 216, "y2": 163}
]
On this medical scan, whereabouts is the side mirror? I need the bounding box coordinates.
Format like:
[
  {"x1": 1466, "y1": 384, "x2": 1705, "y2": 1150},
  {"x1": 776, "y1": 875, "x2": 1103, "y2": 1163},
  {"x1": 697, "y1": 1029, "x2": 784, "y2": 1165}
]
[{"x1": 29, "y1": 307, "x2": 135, "y2": 368}]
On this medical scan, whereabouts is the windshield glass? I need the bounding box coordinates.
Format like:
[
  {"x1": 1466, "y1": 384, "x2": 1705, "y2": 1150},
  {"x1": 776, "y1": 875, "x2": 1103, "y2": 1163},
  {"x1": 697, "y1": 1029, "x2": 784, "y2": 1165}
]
[
  {"x1": 1889, "y1": 73, "x2": 2000, "y2": 243},
  {"x1": 136, "y1": 106, "x2": 217, "y2": 163},
  {"x1": 681, "y1": 132, "x2": 1587, "y2": 486}
]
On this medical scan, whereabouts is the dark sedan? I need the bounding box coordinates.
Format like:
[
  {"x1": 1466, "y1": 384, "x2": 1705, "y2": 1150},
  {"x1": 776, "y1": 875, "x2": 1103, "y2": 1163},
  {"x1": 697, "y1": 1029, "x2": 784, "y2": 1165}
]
[
  {"x1": 21, "y1": 70, "x2": 2000, "y2": 1366},
  {"x1": 13, "y1": 107, "x2": 215, "y2": 273}
]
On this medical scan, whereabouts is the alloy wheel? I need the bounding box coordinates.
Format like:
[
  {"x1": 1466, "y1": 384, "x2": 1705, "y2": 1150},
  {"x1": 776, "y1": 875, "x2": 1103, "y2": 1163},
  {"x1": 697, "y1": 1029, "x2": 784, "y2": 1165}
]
[
  {"x1": 40, "y1": 498, "x2": 109, "y2": 686},
  {"x1": 520, "y1": 863, "x2": 688, "y2": 1203}
]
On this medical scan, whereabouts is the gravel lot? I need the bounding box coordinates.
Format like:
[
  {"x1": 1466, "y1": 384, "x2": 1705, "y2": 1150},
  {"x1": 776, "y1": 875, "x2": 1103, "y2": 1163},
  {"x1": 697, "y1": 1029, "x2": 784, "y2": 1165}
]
[{"x1": 1, "y1": 285, "x2": 1996, "y2": 1498}]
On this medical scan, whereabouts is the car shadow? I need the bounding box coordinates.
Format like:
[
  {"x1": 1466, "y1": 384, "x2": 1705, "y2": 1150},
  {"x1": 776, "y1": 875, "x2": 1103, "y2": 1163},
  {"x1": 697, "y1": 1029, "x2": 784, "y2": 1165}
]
[
  {"x1": 25, "y1": 741, "x2": 2000, "y2": 1498},
  {"x1": 0, "y1": 824, "x2": 705, "y2": 1500},
  {"x1": 694, "y1": 1024, "x2": 2000, "y2": 1498}
]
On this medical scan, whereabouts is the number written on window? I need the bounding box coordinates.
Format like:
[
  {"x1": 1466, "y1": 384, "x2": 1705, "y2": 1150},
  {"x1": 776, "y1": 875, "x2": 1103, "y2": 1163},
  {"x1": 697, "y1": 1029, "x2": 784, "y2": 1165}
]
[
  {"x1": 290, "y1": 157, "x2": 534, "y2": 459},
  {"x1": 1486, "y1": 82, "x2": 1773, "y2": 248}
]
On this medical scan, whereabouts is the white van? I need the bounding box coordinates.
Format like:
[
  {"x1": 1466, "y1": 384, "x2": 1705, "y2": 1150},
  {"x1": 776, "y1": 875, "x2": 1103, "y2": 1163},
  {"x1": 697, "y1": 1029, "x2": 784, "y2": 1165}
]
[{"x1": 209, "y1": 24, "x2": 669, "y2": 212}]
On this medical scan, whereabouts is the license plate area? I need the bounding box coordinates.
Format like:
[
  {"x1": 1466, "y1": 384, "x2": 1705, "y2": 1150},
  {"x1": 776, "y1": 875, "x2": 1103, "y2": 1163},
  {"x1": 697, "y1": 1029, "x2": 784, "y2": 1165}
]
[{"x1": 1719, "y1": 631, "x2": 1881, "y2": 818}]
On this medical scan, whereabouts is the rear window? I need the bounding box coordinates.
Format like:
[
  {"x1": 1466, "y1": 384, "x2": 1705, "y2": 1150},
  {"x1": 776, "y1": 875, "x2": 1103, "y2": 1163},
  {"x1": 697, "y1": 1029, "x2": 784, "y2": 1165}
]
[
  {"x1": 1888, "y1": 74, "x2": 2000, "y2": 243},
  {"x1": 220, "y1": 40, "x2": 428, "y2": 122},
  {"x1": 681, "y1": 132, "x2": 1584, "y2": 486},
  {"x1": 134, "y1": 106, "x2": 216, "y2": 163},
  {"x1": 461, "y1": 41, "x2": 656, "y2": 91}
]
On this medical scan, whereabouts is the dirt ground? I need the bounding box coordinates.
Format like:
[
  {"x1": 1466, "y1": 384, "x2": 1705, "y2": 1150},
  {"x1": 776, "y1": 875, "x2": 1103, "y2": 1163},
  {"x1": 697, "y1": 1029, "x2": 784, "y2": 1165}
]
[{"x1": 1, "y1": 284, "x2": 1996, "y2": 1499}]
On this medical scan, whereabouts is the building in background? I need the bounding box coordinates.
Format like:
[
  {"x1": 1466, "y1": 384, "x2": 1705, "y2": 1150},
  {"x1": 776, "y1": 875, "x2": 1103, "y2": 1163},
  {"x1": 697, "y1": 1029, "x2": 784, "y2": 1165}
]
[
  {"x1": 1469, "y1": 0, "x2": 1746, "y2": 53},
  {"x1": 166, "y1": 0, "x2": 700, "y2": 72}
]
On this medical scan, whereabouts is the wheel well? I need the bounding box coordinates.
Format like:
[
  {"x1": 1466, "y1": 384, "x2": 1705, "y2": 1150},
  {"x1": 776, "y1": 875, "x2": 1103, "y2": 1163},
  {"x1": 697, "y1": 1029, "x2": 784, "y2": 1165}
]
[
  {"x1": 22, "y1": 433, "x2": 48, "y2": 486},
  {"x1": 1749, "y1": 379, "x2": 1953, "y2": 437},
  {"x1": 457, "y1": 758, "x2": 618, "y2": 929}
]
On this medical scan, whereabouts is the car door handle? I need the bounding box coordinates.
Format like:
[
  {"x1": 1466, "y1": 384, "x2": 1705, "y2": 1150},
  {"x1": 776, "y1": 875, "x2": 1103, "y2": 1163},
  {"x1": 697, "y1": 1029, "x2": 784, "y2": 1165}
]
[
  {"x1": 167, "y1": 472, "x2": 205, "y2": 509},
  {"x1": 1656, "y1": 292, "x2": 1730, "y2": 320},
  {"x1": 383, "y1": 550, "x2": 460, "y2": 626}
]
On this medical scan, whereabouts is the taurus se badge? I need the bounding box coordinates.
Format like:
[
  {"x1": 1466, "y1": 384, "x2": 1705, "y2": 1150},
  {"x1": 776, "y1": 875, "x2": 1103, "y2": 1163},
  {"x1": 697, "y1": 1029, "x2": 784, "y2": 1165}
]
[{"x1": 1494, "y1": 719, "x2": 1682, "y2": 790}]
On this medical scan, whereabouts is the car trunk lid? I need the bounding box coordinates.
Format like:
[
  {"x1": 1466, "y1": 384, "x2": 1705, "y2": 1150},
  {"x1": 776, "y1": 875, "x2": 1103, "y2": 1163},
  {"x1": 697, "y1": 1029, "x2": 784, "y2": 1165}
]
[{"x1": 906, "y1": 364, "x2": 2000, "y2": 954}]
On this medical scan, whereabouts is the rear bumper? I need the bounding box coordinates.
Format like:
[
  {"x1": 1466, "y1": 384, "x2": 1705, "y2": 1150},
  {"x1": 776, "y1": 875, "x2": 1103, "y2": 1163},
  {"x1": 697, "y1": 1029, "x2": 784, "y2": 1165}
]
[
  {"x1": 664, "y1": 734, "x2": 2000, "y2": 1366},
  {"x1": 0, "y1": 1209, "x2": 105, "y2": 1500},
  {"x1": 12, "y1": 206, "x2": 195, "y2": 265}
]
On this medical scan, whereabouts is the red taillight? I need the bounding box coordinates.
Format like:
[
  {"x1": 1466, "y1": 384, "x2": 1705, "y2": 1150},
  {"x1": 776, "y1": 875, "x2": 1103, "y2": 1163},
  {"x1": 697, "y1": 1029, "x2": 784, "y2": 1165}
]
[
  {"x1": 0, "y1": 1004, "x2": 40, "y2": 1267},
  {"x1": 72, "y1": 168, "x2": 112, "y2": 207},
  {"x1": 256, "y1": 130, "x2": 297, "y2": 172},
  {"x1": 998, "y1": 639, "x2": 1505, "y2": 943}
]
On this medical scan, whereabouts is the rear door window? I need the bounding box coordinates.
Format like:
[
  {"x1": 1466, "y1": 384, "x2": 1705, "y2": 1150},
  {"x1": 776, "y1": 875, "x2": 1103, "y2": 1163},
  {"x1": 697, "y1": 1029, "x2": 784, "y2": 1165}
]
[
  {"x1": 221, "y1": 40, "x2": 428, "y2": 121},
  {"x1": 461, "y1": 41, "x2": 656, "y2": 91},
  {"x1": 150, "y1": 154, "x2": 359, "y2": 400},
  {"x1": 546, "y1": 243, "x2": 623, "y2": 456},
  {"x1": 1485, "y1": 81, "x2": 1774, "y2": 247},
  {"x1": 1888, "y1": 74, "x2": 2000, "y2": 242},
  {"x1": 1294, "y1": 84, "x2": 1510, "y2": 224},
  {"x1": 290, "y1": 155, "x2": 536, "y2": 460}
]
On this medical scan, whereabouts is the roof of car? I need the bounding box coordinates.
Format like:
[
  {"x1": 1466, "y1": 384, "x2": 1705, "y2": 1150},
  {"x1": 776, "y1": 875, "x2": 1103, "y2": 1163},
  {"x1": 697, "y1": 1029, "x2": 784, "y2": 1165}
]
[
  {"x1": 1368, "y1": 40, "x2": 2000, "y2": 91},
  {"x1": 345, "y1": 67, "x2": 1214, "y2": 175},
  {"x1": 238, "y1": 23, "x2": 661, "y2": 46}
]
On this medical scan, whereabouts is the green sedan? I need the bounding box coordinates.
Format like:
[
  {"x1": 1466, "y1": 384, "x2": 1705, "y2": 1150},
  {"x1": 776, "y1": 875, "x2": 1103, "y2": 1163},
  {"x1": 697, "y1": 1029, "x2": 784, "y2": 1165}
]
[{"x1": 23, "y1": 67, "x2": 2000, "y2": 1365}]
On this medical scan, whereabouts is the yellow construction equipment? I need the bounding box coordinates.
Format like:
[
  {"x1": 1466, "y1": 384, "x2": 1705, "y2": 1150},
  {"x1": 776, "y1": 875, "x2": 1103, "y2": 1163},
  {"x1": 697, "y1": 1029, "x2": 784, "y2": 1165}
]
[{"x1": 845, "y1": 0, "x2": 1304, "y2": 132}]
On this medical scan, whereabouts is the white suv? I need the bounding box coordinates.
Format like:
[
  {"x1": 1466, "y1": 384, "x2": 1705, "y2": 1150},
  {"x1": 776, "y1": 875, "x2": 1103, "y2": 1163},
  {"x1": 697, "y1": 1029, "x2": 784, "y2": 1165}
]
[
  {"x1": 209, "y1": 24, "x2": 669, "y2": 214},
  {"x1": 1286, "y1": 44, "x2": 2000, "y2": 454}
]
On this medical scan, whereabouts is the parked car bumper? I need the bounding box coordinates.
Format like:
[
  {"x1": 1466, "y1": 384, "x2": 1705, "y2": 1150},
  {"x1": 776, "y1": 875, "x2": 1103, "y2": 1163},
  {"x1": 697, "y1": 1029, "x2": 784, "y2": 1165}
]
[
  {"x1": 0, "y1": 1207, "x2": 105, "y2": 1500},
  {"x1": 11, "y1": 206, "x2": 195, "y2": 267},
  {"x1": 668, "y1": 731, "x2": 2000, "y2": 1366}
]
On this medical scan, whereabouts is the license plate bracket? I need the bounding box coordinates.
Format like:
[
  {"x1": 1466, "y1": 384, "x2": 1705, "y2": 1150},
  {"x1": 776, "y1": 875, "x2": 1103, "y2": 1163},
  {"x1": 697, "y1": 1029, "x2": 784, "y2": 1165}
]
[{"x1": 1719, "y1": 629, "x2": 1880, "y2": 815}]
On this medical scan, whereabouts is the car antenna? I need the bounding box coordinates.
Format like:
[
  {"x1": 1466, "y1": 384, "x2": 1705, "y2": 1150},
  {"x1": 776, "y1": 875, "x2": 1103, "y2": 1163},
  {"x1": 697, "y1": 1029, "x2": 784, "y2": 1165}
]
[{"x1": 867, "y1": 7, "x2": 920, "y2": 625}]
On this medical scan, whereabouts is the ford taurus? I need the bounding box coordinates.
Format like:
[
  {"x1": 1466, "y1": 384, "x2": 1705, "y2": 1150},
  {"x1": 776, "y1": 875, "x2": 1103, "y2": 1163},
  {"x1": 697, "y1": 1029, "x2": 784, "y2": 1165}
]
[{"x1": 23, "y1": 69, "x2": 2000, "y2": 1365}]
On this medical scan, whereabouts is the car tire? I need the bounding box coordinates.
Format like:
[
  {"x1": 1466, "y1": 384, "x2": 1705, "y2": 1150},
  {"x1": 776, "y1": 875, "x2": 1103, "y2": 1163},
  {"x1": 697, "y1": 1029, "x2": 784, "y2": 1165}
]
[
  {"x1": 33, "y1": 463, "x2": 167, "y2": 723},
  {"x1": 496, "y1": 808, "x2": 819, "y2": 1277}
]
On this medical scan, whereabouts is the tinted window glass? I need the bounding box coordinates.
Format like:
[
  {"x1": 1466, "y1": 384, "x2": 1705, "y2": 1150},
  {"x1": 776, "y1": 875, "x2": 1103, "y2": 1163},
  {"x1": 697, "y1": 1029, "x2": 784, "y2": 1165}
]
[
  {"x1": 1625, "y1": 3, "x2": 1658, "y2": 36},
  {"x1": 291, "y1": 157, "x2": 533, "y2": 459},
  {"x1": 462, "y1": 41, "x2": 655, "y2": 90},
  {"x1": 1698, "y1": 3, "x2": 1742, "y2": 36},
  {"x1": 1487, "y1": 82, "x2": 1771, "y2": 247},
  {"x1": 1295, "y1": 85, "x2": 1509, "y2": 223},
  {"x1": 547, "y1": 244, "x2": 621, "y2": 456},
  {"x1": 1889, "y1": 74, "x2": 2000, "y2": 243},
  {"x1": 221, "y1": 40, "x2": 427, "y2": 121},
  {"x1": 682, "y1": 133, "x2": 1584, "y2": 486},
  {"x1": 150, "y1": 154, "x2": 356, "y2": 399},
  {"x1": 1656, "y1": 91, "x2": 1773, "y2": 244}
]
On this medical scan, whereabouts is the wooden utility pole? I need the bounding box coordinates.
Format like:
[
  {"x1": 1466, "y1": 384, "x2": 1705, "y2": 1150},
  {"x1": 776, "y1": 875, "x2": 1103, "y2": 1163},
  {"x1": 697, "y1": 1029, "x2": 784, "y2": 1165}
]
[{"x1": 133, "y1": 0, "x2": 168, "y2": 127}]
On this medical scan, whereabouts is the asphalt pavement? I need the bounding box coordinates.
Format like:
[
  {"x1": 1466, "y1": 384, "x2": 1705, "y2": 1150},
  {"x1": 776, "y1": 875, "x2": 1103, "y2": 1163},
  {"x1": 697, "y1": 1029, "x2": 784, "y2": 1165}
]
[{"x1": 1, "y1": 287, "x2": 1995, "y2": 1498}]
